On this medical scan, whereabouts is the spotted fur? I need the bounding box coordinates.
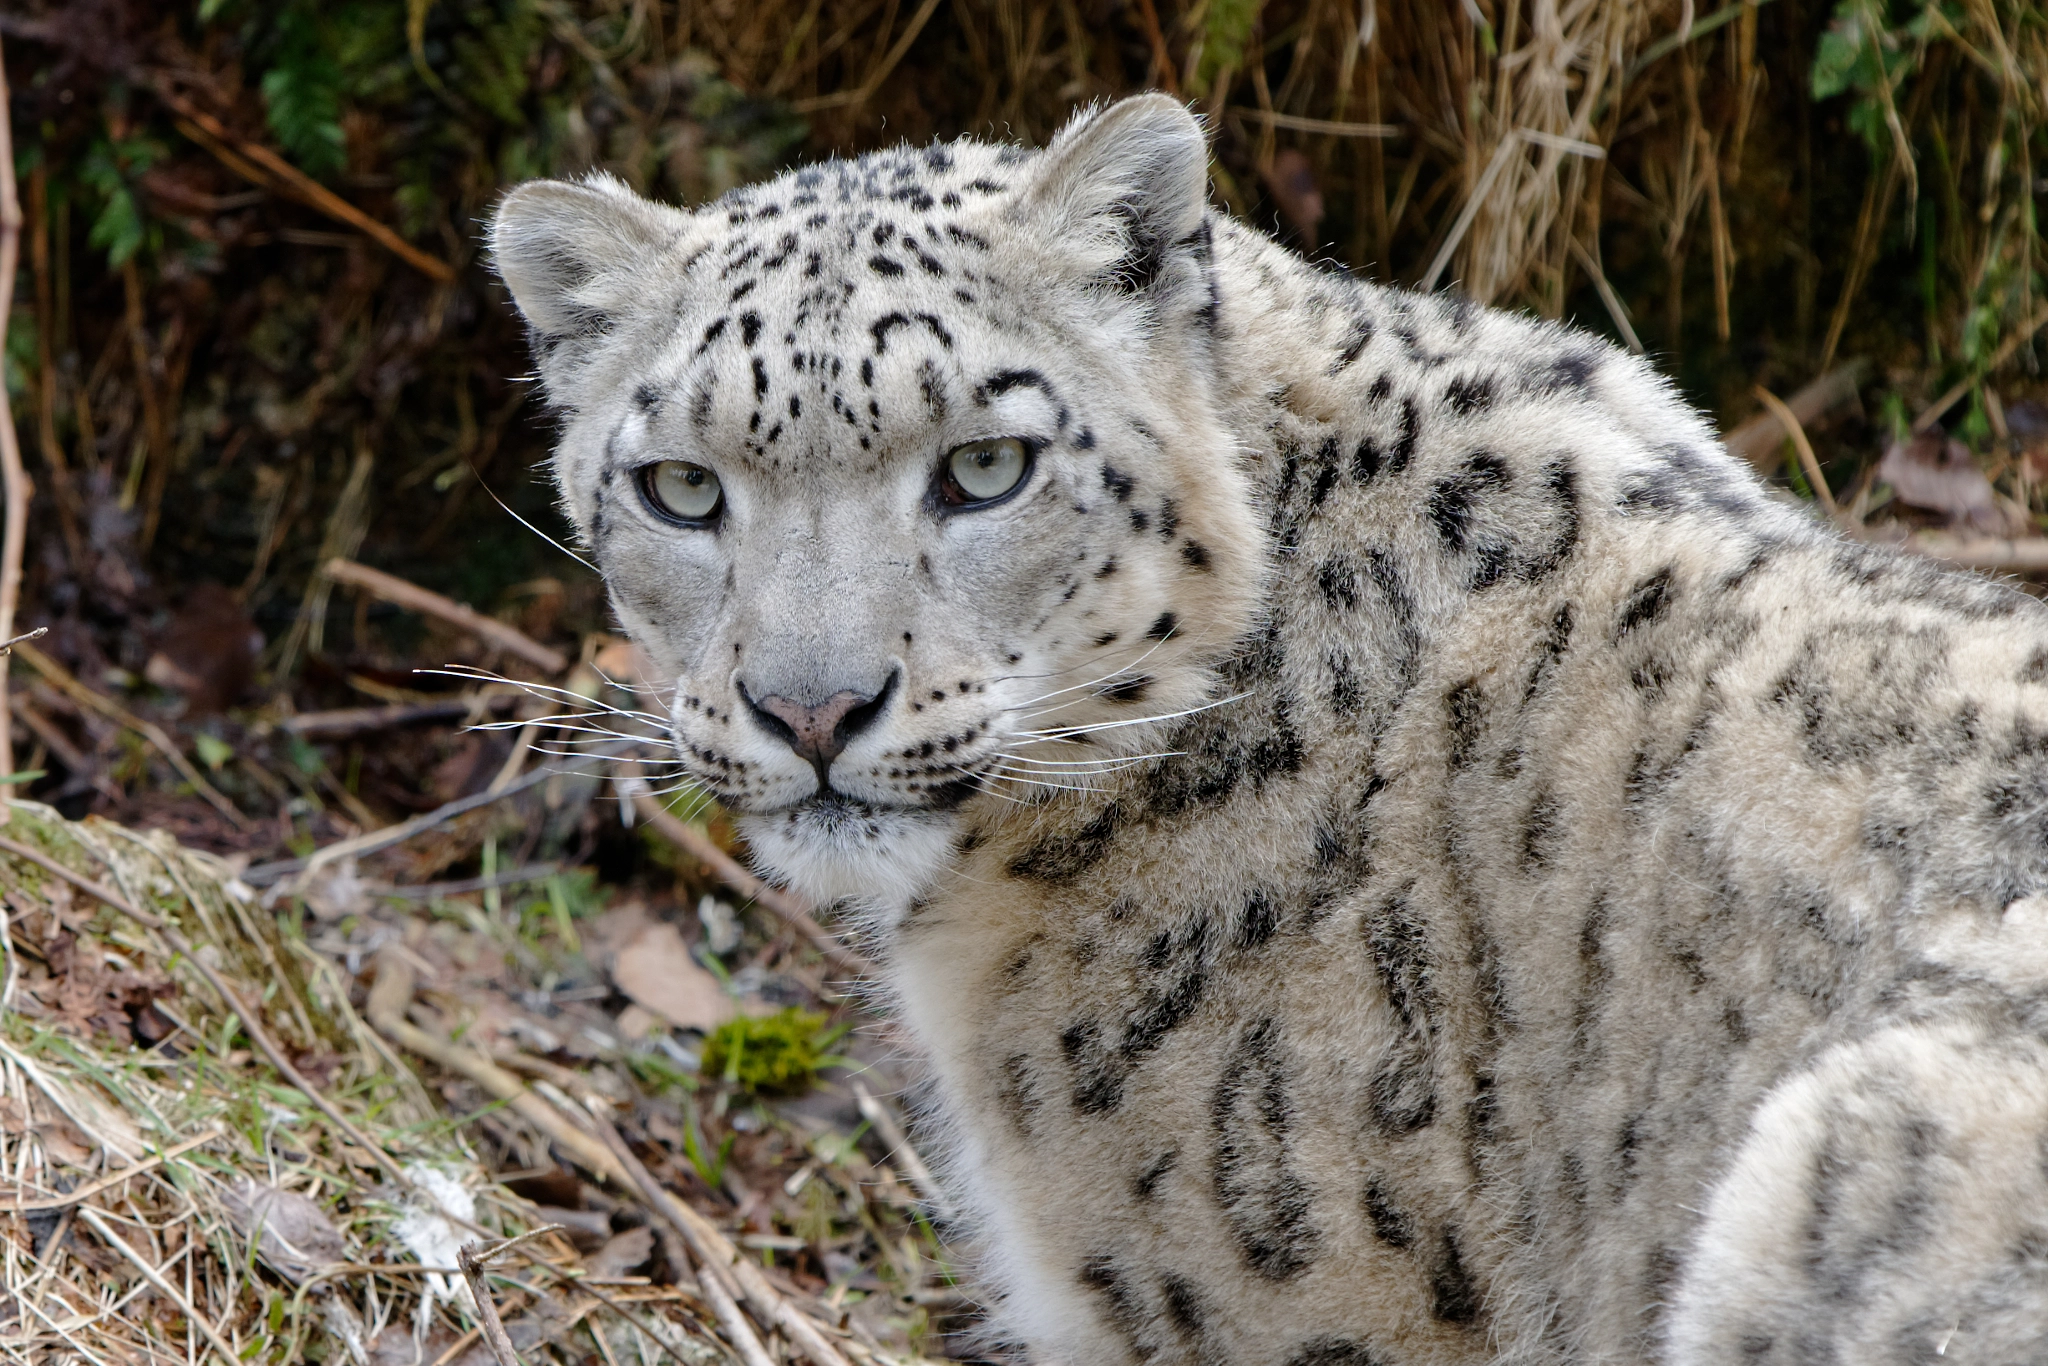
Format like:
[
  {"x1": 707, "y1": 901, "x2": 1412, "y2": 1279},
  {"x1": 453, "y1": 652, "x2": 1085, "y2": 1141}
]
[{"x1": 494, "y1": 96, "x2": 2048, "y2": 1365}]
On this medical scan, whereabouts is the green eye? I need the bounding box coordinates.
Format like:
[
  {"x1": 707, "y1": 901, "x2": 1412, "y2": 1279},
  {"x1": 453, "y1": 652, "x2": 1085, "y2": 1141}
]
[
  {"x1": 640, "y1": 460, "x2": 723, "y2": 524},
  {"x1": 943, "y1": 438, "x2": 1031, "y2": 506}
]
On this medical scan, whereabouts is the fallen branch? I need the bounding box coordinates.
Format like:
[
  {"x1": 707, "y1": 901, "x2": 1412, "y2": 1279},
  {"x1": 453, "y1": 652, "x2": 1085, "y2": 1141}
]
[
  {"x1": 625, "y1": 784, "x2": 870, "y2": 978},
  {"x1": 149, "y1": 81, "x2": 456, "y2": 283},
  {"x1": 1723, "y1": 360, "x2": 1870, "y2": 470},
  {"x1": 13, "y1": 642, "x2": 249, "y2": 828},
  {"x1": 365, "y1": 950, "x2": 632, "y2": 1188},
  {"x1": 1912, "y1": 299, "x2": 2048, "y2": 435},
  {"x1": 458, "y1": 1228, "x2": 564, "y2": 1366},
  {"x1": 0, "y1": 831, "x2": 422, "y2": 1194},
  {"x1": 0, "y1": 39, "x2": 26, "y2": 790},
  {"x1": 279, "y1": 694, "x2": 522, "y2": 738},
  {"x1": 849, "y1": 1080, "x2": 954, "y2": 1223},
  {"x1": 242, "y1": 760, "x2": 558, "y2": 885},
  {"x1": 324, "y1": 558, "x2": 568, "y2": 674},
  {"x1": 1751, "y1": 384, "x2": 1836, "y2": 516},
  {"x1": 1894, "y1": 533, "x2": 2048, "y2": 571},
  {"x1": 584, "y1": 1108, "x2": 852, "y2": 1366}
]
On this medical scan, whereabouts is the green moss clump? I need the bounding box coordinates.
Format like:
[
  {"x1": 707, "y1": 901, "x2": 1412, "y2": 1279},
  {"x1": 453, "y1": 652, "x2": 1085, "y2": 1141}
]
[{"x1": 701, "y1": 1008, "x2": 840, "y2": 1094}]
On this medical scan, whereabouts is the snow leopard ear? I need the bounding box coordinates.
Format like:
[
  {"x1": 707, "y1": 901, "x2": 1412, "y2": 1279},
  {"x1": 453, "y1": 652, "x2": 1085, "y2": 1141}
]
[
  {"x1": 489, "y1": 173, "x2": 696, "y2": 339},
  {"x1": 1017, "y1": 94, "x2": 1211, "y2": 292}
]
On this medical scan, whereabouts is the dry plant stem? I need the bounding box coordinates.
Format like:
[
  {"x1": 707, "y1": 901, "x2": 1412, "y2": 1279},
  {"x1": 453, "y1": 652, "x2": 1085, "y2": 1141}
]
[
  {"x1": 788, "y1": 0, "x2": 944, "y2": 113},
  {"x1": 627, "y1": 788, "x2": 870, "y2": 977},
  {"x1": 324, "y1": 558, "x2": 568, "y2": 673},
  {"x1": 849, "y1": 1079, "x2": 954, "y2": 1221},
  {"x1": 279, "y1": 695, "x2": 521, "y2": 738},
  {"x1": 365, "y1": 950, "x2": 634, "y2": 1187},
  {"x1": 1225, "y1": 108, "x2": 1400, "y2": 137},
  {"x1": 1722, "y1": 362, "x2": 1870, "y2": 468},
  {"x1": 6, "y1": 1127, "x2": 222, "y2": 1210},
  {"x1": 74, "y1": 1205, "x2": 240, "y2": 1366},
  {"x1": 585, "y1": 1110, "x2": 851, "y2": 1366},
  {"x1": 457, "y1": 1242, "x2": 528, "y2": 1366},
  {"x1": 149, "y1": 83, "x2": 456, "y2": 282},
  {"x1": 1899, "y1": 534, "x2": 2048, "y2": 570},
  {"x1": 1913, "y1": 299, "x2": 2048, "y2": 434},
  {"x1": 0, "y1": 829, "x2": 426, "y2": 1194},
  {"x1": 245, "y1": 759, "x2": 555, "y2": 883},
  {"x1": 1131, "y1": 0, "x2": 1179, "y2": 94},
  {"x1": 0, "y1": 36, "x2": 27, "y2": 787},
  {"x1": 12, "y1": 643, "x2": 248, "y2": 827},
  {"x1": 455, "y1": 1230, "x2": 564, "y2": 1366},
  {"x1": 1751, "y1": 384, "x2": 1836, "y2": 515}
]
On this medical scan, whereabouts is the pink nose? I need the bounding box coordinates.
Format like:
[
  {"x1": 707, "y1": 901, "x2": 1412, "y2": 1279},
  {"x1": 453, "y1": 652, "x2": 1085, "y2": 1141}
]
[{"x1": 750, "y1": 690, "x2": 875, "y2": 769}]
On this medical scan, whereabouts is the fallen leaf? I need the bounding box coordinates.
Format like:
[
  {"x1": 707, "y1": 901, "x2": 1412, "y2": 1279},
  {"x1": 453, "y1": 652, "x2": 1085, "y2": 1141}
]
[
  {"x1": 586, "y1": 1225, "x2": 655, "y2": 1279},
  {"x1": 1876, "y1": 432, "x2": 2018, "y2": 533},
  {"x1": 610, "y1": 920, "x2": 734, "y2": 1033},
  {"x1": 222, "y1": 1177, "x2": 350, "y2": 1283}
]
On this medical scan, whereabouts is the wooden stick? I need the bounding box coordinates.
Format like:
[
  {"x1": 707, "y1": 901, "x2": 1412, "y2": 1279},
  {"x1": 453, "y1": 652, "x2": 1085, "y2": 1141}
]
[
  {"x1": 76, "y1": 1205, "x2": 242, "y2": 1366},
  {"x1": 1895, "y1": 533, "x2": 2048, "y2": 571},
  {"x1": 241, "y1": 759, "x2": 556, "y2": 884},
  {"x1": 1132, "y1": 0, "x2": 1181, "y2": 94},
  {"x1": 324, "y1": 558, "x2": 567, "y2": 674},
  {"x1": 12, "y1": 642, "x2": 249, "y2": 828},
  {"x1": 456, "y1": 1236, "x2": 536, "y2": 1366},
  {"x1": 584, "y1": 1109, "x2": 851, "y2": 1366},
  {"x1": 150, "y1": 83, "x2": 456, "y2": 283},
  {"x1": 1722, "y1": 360, "x2": 1869, "y2": 470},
  {"x1": 278, "y1": 695, "x2": 520, "y2": 738},
  {"x1": 626, "y1": 786, "x2": 870, "y2": 978},
  {"x1": 0, "y1": 38, "x2": 28, "y2": 788},
  {"x1": 849, "y1": 1079, "x2": 953, "y2": 1221},
  {"x1": 1751, "y1": 384, "x2": 1836, "y2": 515},
  {"x1": 1912, "y1": 299, "x2": 2048, "y2": 435},
  {"x1": 365, "y1": 950, "x2": 633, "y2": 1188}
]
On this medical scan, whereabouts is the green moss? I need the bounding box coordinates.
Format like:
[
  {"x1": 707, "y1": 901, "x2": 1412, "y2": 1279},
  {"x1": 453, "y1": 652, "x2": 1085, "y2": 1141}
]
[{"x1": 701, "y1": 1008, "x2": 841, "y2": 1095}]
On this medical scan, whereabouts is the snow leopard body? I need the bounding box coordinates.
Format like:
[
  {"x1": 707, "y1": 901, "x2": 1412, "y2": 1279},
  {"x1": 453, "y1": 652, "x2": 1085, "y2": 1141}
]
[{"x1": 491, "y1": 95, "x2": 2048, "y2": 1365}]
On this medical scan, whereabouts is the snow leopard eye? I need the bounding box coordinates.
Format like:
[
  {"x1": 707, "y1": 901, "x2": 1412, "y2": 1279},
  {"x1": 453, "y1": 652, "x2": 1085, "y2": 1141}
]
[
  {"x1": 639, "y1": 460, "x2": 724, "y2": 525},
  {"x1": 941, "y1": 438, "x2": 1031, "y2": 507}
]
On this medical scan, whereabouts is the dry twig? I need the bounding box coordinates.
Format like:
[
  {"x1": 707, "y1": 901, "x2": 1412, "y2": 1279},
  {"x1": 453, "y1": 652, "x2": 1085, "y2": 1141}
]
[
  {"x1": 627, "y1": 785, "x2": 870, "y2": 977},
  {"x1": 1752, "y1": 384, "x2": 1837, "y2": 515},
  {"x1": 0, "y1": 38, "x2": 28, "y2": 788},
  {"x1": 150, "y1": 81, "x2": 457, "y2": 282},
  {"x1": 325, "y1": 557, "x2": 568, "y2": 673},
  {"x1": 13, "y1": 642, "x2": 249, "y2": 827},
  {"x1": 1722, "y1": 362, "x2": 1870, "y2": 469}
]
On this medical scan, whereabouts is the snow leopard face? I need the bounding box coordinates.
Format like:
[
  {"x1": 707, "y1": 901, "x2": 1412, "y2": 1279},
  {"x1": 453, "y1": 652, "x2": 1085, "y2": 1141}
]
[{"x1": 491, "y1": 98, "x2": 1262, "y2": 909}]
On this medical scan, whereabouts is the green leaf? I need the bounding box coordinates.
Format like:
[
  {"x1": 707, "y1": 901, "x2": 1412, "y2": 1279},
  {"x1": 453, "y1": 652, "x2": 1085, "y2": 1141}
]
[
  {"x1": 0, "y1": 771, "x2": 47, "y2": 786},
  {"x1": 261, "y1": 7, "x2": 349, "y2": 178},
  {"x1": 195, "y1": 733, "x2": 235, "y2": 771},
  {"x1": 1196, "y1": 0, "x2": 1264, "y2": 90}
]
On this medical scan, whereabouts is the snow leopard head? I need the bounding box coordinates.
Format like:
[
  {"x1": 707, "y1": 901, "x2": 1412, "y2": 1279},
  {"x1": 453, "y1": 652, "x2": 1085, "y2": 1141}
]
[{"x1": 489, "y1": 95, "x2": 1262, "y2": 911}]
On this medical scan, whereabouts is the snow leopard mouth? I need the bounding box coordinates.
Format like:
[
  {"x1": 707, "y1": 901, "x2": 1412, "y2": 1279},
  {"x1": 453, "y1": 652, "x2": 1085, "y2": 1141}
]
[{"x1": 790, "y1": 775, "x2": 982, "y2": 821}]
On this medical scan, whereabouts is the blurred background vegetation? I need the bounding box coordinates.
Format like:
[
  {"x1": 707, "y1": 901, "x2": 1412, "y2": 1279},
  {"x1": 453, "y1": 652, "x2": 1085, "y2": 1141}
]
[{"x1": 0, "y1": 0, "x2": 2043, "y2": 847}]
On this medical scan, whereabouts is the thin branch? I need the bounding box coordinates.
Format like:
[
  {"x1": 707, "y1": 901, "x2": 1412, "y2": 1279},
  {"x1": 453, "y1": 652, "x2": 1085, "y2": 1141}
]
[
  {"x1": 624, "y1": 782, "x2": 870, "y2": 977},
  {"x1": 323, "y1": 558, "x2": 568, "y2": 674},
  {"x1": 147, "y1": 80, "x2": 456, "y2": 282},
  {"x1": 1752, "y1": 384, "x2": 1837, "y2": 515},
  {"x1": 0, "y1": 36, "x2": 28, "y2": 790},
  {"x1": 12, "y1": 643, "x2": 249, "y2": 828}
]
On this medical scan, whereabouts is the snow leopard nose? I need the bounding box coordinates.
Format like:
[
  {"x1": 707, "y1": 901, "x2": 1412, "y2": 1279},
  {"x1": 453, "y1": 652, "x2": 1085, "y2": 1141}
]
[{"x1": 742, "y1": 673, "x2": 896, "y2": 781}]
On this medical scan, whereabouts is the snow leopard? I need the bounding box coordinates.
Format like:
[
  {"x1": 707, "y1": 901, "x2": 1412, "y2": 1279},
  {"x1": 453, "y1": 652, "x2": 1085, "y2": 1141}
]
[{"x1": 490, "y1": 94, "x2": 2048, "y2": 1365}]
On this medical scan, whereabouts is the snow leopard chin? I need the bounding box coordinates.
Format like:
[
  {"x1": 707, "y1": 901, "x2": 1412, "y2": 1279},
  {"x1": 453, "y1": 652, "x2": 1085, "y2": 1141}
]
[{"x1": 737, "y1": 797, "x2": 959, "y2": 924}]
